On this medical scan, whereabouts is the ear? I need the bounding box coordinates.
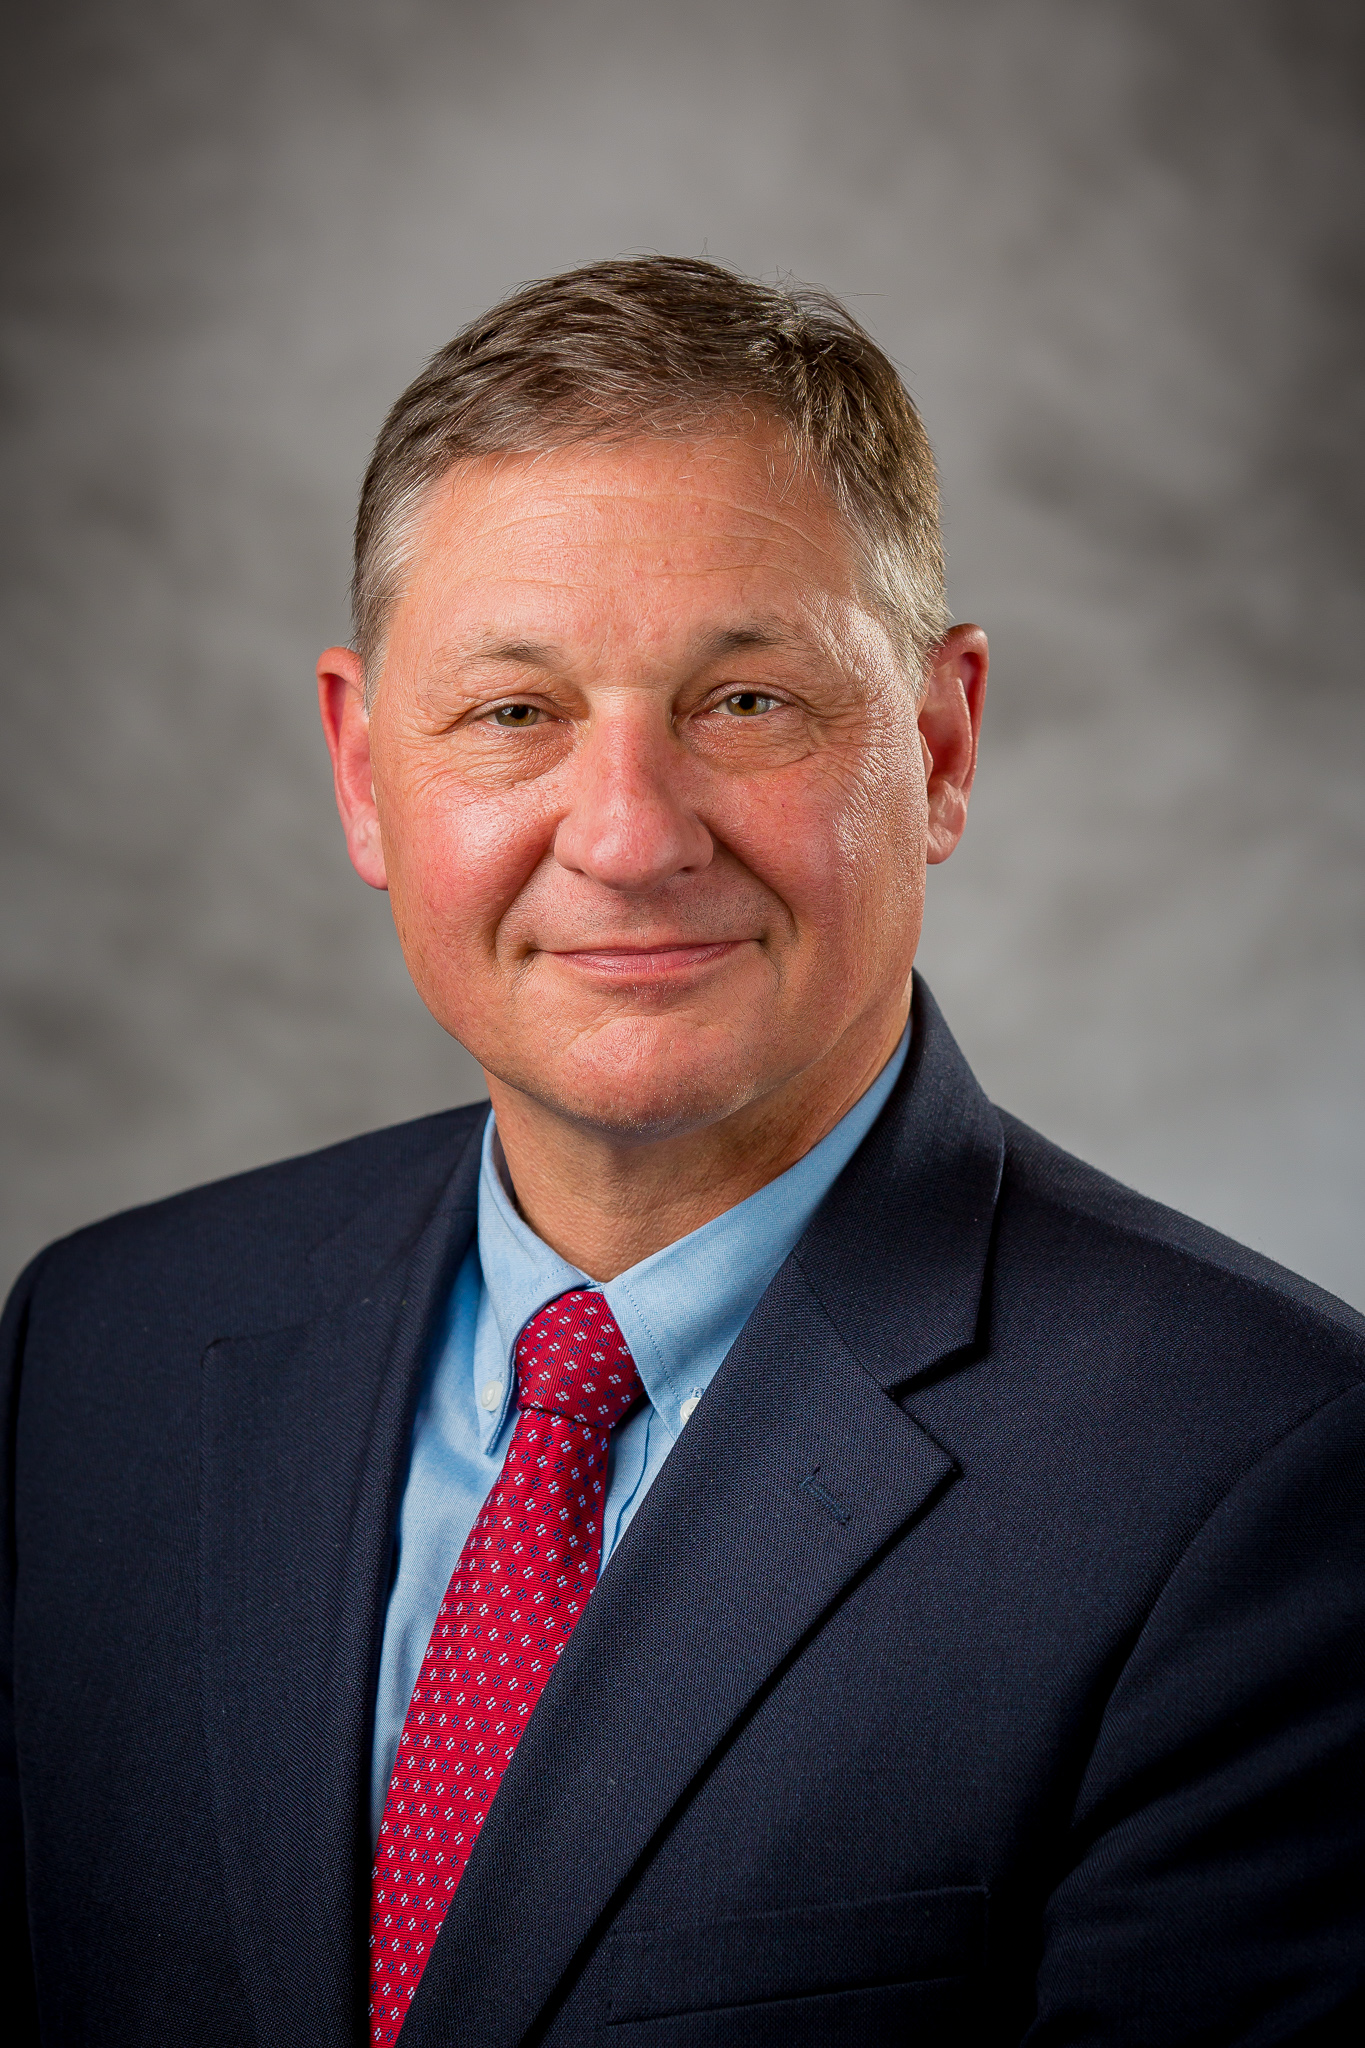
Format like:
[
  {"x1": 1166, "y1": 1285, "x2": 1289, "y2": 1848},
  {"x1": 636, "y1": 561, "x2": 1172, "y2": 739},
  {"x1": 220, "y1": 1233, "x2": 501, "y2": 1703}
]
[
  {"x1": 316, "y1": 645, "x2": 388, "y2": 890},
  {"x1": 917, "y1": 624, "x2": 988, "y2": 865}
]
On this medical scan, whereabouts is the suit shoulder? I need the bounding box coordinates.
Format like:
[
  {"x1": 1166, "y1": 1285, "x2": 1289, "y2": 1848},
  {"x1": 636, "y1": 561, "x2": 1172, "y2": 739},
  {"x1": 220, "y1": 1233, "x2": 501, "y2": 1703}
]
[
  {"x1": 995, "y1": 1108, "x2": 1365, "y2": 1378},
  {"x1": 20, "y1": 1102, "x2": 489, "y2": 1324}
]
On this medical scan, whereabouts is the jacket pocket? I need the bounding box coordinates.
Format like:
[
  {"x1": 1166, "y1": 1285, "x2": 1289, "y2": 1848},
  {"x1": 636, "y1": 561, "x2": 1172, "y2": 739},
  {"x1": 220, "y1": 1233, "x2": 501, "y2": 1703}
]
[{"x1": 606, "y1": 1884, "x2": 987, "y2": 2024}]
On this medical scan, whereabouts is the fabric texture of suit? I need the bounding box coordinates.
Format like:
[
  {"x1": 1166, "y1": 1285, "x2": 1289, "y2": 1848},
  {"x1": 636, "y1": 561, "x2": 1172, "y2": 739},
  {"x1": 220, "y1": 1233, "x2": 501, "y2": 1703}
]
[{"x1": 3, "y1": 981, "x2": 1363, "y2": 2045}]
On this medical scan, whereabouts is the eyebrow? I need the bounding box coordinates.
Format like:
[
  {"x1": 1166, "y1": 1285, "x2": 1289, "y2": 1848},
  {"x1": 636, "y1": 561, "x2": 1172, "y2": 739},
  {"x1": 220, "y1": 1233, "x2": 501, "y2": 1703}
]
[
  {"x1": 462, "y1": 638, "x2": 560, "y2": 668},
  {"x1": 697, "y1": 625, "x2": 789, "y2": 656}
]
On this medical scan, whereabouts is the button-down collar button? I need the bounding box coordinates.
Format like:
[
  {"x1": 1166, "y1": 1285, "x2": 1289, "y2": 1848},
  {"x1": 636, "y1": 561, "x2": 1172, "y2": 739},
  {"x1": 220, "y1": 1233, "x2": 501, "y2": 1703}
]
[
  {"x1": 679, "y1": 1391, "x2": 701, "y2": 1424},
  {"x1": 480, "y1": 1380, "x2": 502, "y2": 1412}
]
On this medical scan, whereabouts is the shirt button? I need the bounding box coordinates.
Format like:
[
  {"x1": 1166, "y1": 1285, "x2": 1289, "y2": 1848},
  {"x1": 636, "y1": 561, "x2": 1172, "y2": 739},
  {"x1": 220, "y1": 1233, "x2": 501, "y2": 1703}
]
[
  {"x1": 480, "y1": 1380, "x2": 502, "y2": 1411},
  {"x1": 679, "y1": 1392, "x2": 701, "y2": 1424}
]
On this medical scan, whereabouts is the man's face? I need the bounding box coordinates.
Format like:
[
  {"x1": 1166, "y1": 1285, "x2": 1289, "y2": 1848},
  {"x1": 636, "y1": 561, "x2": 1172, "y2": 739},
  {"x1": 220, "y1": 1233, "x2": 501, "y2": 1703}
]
[{"x1": 330, "y1": 431, "x2": 969, "y2": 1143}]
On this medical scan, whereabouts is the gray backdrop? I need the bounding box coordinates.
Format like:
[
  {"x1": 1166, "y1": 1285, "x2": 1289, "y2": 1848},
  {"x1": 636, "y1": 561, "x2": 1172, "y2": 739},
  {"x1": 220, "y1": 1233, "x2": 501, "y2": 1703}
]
[{"x1": 4, "y1": 0, "x2": 1363, "y2": 1307}]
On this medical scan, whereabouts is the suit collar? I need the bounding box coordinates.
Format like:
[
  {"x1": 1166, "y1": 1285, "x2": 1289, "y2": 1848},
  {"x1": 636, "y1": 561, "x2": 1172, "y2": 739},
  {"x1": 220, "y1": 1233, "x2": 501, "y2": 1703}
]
[
  {"x1": 404, "y1": 977, "x2": 1004, "y2": 2047},
  {"x1": 298, "y1": 1109, "x2": 489, "y2": 1320},
  {"x1": 795, "y1": 975, "x2": 1004, "y2": 1388}
]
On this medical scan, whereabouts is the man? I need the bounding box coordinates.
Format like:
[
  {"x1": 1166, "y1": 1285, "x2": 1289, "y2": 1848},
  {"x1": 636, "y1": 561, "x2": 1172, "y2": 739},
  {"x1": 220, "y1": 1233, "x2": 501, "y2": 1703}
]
[{"x1": 2, "y1": 258, "x2": 1362, "y2": 2046}]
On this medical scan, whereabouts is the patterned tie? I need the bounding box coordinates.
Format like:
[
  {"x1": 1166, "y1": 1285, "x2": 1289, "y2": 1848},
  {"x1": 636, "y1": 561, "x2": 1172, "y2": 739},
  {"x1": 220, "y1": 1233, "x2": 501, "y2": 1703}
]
[{"x1": 368, "y1": 1288, "x2": 643, "y2": 2044}]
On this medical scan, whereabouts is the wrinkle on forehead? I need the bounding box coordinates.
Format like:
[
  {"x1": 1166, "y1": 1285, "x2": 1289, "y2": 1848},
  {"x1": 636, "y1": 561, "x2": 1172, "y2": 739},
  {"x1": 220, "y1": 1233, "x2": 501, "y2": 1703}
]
[{"x1": 412, "y1": 433, "x2": 854, "y2": 583}]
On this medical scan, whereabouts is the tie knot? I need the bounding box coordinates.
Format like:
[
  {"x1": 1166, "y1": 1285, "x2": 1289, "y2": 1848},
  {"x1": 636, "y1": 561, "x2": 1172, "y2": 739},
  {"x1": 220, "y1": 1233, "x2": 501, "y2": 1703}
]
[{"x1": 513, "y1": 1289, "x2": 643, "y2": 1431}]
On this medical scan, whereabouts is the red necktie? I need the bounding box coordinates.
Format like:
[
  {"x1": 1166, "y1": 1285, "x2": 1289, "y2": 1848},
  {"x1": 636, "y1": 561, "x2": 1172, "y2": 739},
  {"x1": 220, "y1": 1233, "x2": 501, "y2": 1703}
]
[{"x1": 368, "y1": 1288, "x2": 644, "y2": 2044}]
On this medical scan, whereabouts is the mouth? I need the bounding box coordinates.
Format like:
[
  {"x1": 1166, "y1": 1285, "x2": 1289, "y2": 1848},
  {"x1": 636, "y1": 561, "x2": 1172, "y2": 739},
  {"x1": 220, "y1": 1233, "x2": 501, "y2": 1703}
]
[{"x1": 544, "y1": 940, "x2": 749, "y2": 982}]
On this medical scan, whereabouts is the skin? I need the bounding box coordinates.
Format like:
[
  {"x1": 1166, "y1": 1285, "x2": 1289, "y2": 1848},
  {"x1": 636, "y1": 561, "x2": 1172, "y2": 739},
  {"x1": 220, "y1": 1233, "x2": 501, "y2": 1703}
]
[{"x1": 318, "y1": 429, "x2": 987, "y2": 1279}]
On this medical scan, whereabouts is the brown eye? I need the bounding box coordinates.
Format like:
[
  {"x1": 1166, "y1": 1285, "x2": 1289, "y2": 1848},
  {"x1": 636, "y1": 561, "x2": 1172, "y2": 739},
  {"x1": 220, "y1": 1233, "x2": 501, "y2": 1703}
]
[
  {"x1": 721, "y1": 691, "x2": 777, "y2": 716},
  {"x1": 491, "y1": 702, "x2": 541, "y2": 726}
]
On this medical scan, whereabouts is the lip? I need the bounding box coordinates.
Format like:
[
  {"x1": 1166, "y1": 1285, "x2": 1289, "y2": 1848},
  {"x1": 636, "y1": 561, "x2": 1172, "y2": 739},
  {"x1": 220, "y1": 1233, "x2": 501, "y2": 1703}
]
[{"x1": 544, "y1": 940, "x2": 748, "y2": 980}]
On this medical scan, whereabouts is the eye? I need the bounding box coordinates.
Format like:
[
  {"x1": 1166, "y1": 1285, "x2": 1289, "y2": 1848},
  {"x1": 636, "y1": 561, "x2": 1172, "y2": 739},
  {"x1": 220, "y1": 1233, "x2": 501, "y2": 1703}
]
[
  {"x1": 489, "y1": 702, "x2": 542, "y2": 727},
  {"x1": 719, "y1": 690, "x2": 779, "y2": 717}
]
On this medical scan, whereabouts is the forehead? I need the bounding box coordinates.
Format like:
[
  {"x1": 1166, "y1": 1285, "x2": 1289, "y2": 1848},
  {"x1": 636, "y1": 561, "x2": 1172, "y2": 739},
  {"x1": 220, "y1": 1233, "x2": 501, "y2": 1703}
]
[{"x1": 393, "y1": 431, "x2": 863, "y2": 654}]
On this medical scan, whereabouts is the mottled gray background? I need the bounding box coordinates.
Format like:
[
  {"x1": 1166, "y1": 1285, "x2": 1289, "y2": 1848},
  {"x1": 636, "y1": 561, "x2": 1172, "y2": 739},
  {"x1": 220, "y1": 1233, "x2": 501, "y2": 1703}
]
[{"x1": 3, "y1": 0, "x2": 1363, "y2": 1306}]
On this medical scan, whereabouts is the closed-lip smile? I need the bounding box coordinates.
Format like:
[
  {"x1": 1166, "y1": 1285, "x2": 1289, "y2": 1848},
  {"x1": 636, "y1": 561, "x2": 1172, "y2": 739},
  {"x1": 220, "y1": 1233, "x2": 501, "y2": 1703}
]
[{"x1": 545, "y1": 940, "x2": 748, "y2": 980}]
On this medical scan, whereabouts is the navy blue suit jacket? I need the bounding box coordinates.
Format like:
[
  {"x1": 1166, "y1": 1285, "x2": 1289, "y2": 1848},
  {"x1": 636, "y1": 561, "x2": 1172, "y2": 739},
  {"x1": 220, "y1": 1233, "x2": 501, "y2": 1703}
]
[{"x1": 3, "y1": 986, "x2": 1364, "y2": 2044}]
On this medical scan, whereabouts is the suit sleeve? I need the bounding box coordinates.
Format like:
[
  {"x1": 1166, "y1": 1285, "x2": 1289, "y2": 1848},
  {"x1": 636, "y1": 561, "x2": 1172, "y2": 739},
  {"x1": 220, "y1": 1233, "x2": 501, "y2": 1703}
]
[
  {"x1": 1025, "y1": 1379, "x2": 1365, "y2": 2047},
  {"x1": 0, "y1": 1255, "x2": 43, "y2": 2043}
]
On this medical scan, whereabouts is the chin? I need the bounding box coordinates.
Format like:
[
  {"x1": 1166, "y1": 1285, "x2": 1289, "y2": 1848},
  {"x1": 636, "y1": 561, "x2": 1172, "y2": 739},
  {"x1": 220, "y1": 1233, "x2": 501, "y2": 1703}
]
[{"x1": 486, "y1": 1013, "x2": 781, "y2": 1143}]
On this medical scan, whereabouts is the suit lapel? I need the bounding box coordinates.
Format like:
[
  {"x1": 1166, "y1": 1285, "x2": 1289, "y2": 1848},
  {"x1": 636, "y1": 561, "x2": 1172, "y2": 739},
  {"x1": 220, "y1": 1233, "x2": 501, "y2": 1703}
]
[
  {"x1": 198, "y1": 1115, "x2": 485, "y2": 2047},
  {"x1": 406, "y1": 983, "x2": 1004, "y2": 2048}
]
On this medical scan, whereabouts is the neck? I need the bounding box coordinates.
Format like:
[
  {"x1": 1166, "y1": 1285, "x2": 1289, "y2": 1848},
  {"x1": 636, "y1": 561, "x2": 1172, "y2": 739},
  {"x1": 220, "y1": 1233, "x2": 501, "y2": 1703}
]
[{"x1": 484, "y1": 1003, "x2": 909, "y2": 1280}]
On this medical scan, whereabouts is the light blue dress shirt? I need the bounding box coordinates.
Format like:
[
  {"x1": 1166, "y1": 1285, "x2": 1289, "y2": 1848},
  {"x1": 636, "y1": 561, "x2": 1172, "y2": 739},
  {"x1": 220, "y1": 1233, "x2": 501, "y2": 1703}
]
[{"x1": 370, "y1": 1025, "x2": 910, "y2": 1834}]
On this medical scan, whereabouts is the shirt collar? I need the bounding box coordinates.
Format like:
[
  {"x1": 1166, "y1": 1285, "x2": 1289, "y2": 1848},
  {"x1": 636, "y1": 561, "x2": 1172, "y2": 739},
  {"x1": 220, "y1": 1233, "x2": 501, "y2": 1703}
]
[{"x1": 475, "y1": 1022, "x2": 911, "y2": 1436}]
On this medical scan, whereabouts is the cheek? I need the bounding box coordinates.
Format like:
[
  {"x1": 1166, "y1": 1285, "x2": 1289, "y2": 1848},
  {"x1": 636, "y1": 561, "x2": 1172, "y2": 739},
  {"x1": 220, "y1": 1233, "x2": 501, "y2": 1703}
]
[
  {"x1": 834, "y1": 752, "x2": 927, "y2": 908},
  {"x1": 376, "y1": 757, "x2": 552, "y2": 968},
  {"x1": 731, "y1": 740, "x2": 926, "y2": 952}
]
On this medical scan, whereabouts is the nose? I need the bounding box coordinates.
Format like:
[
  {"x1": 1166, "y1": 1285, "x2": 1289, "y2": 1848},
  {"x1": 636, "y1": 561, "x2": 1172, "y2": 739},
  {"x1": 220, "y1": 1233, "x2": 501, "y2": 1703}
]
[{"x1": 552, "y1": 713, "x2": 713, "y2": 893}]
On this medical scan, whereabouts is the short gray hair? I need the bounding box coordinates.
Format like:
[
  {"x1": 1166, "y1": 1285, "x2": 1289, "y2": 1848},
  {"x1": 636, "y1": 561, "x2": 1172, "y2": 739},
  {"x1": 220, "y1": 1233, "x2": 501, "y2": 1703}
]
[{"x1": 352, "y1": 257, "x2": 949, "y2": 702}]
